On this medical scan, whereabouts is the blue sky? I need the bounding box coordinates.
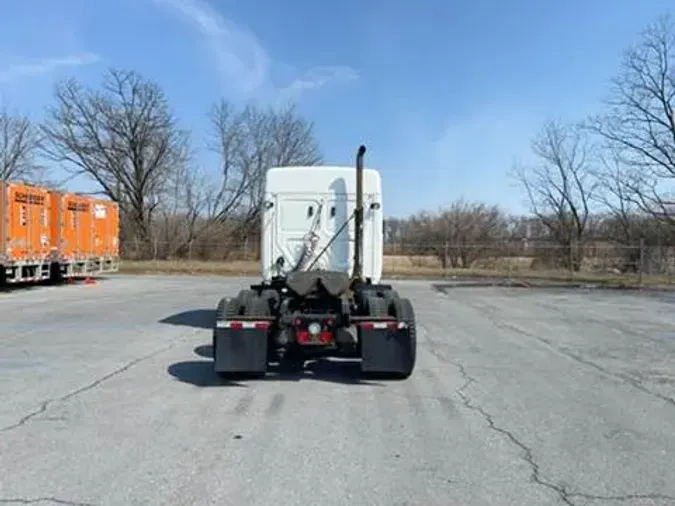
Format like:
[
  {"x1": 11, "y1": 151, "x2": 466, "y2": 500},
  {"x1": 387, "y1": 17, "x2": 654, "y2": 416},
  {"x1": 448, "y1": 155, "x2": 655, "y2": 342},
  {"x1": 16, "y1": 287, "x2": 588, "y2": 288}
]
[{"x1": 0, "y1": 0, "x2": 672, "y2": 218}]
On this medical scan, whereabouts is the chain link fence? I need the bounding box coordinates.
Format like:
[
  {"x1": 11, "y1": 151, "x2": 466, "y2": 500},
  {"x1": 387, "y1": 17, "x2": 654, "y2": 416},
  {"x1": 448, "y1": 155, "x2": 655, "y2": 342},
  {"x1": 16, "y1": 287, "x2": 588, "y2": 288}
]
[{"x1": 119, "y1": 238, "x2": 675, "y2": 284}]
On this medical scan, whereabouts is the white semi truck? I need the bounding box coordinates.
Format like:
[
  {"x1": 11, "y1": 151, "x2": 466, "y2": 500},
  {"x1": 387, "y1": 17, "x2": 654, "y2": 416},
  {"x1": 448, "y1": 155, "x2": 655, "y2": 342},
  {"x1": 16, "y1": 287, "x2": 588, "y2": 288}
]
[{"x1": 212, "y1": 145, "x2": 417, "y2": 379}]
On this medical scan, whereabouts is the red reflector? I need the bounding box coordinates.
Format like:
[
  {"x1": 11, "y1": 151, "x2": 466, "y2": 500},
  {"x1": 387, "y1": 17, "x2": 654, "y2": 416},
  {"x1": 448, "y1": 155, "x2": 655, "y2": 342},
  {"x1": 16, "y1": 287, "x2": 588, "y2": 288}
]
[
  {"x1": 319, "y1": 331, "x2": 332, "y2": 343},
  {"x1": 254, "y1": 322, "x2": 269, "y2": 330},
  {"x1": 325, "y1": 318, "x2": 333, "y2": 326},
  {"x1": 295, "y1": 318, "x2": 302, "y2": 327},
  {"x1": 229, "y1": 322, "x2": 243, "y2": 330},
  {"x1": 296, "y1": 330, "x2": 310, "y2": 343},
  {"x1": 361, "y1": 322, "x2": 374, "y2": 330},
  {"x1": 387, "y1": 322, "x2": 398, "y2": 331}
]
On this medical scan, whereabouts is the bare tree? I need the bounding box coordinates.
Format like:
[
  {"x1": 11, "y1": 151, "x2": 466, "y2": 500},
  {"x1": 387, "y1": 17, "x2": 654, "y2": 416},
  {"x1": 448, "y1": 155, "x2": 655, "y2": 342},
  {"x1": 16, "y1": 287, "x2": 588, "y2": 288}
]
[
  {"x1": 204, "y1": 100, "x2": 322, "y2": 242},
  {"x1": 144, "y1": 100, "x2": 323, "y2": 260},
  {"x1": 592, "y1": 149, "x2": 643, "y2": 243},
  {"x1": 153, "y1": 161, "x2": 210, "y2": 259},
  {"x1": 0, "y1": 106, "x2": 40, "y2": 181},
  {"x1": 402, "y1": 201, "x2": 509, "y2": 268},
  {"x1": 513, "y1": 120, "x2": 598, "y2": 270},
  {"x1": 39, "y1": 68, "x2": 191, "y2": 253},
  {"x1": 586, "y1": 13, "x2": 675, "y2": 223}
]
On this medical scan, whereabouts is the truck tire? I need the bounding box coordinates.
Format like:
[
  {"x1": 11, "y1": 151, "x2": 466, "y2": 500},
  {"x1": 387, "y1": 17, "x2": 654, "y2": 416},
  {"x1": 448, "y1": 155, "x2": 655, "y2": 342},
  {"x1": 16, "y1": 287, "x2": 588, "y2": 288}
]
[
  {"x1": 236, "y1": 289, "x2": 256, "y2": 315},
  {"x1": 214, "y1": 293, "x2": 269, "y2": 379},
  {"x1": 240, "y1": 294, "x2": 271, "y2": 379},
  {"x1": 213, "y1": 296, "x2": 240, "y2": 363},
  {"x1": 365, "y1": 295, "x2": 388, "y2": 317},
  {"x1": 384, "y1": 289, "x2": 400, "y2": 313},
  {"x1": 390, "y1": 297, "x2": 416, "y2": 378},
  {"x1": 245, "y1": 294, "x2": 271, "y2": 317},
  {"x1": 260, "y1": 289, "x2": 280, "y2": 313},
  {"x1": 216, "y1": 296, "x2": 239, "y2": 320}
]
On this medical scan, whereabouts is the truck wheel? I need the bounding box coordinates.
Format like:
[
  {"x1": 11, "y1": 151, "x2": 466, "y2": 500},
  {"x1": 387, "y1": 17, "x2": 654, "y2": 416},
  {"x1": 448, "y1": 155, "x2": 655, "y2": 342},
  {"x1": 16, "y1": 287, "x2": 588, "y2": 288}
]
[
  {"x1": 384, "y1": 289, "x2": 400, "y2": 313},
  {"x1": 213, "y1": 293, "x2": 269, "y2": 380},
  {"x1": 365, "y1": 295, "x2": 388, "y2": 317},
  {"x1": 213, "y1": 296, "x2": 239, "y2": 363},
  {"x1": 240, "y1": 294, "x2": 271, "y2": 379},
  {"x1": 390, "y1": 297, "x2": 416, "y2": 378},
  {"x1": 260, "y1": 289, "x2": 280, "y2": 312},
  {"x1": 360, "y1": 294, "x2": 417, "y2": 379},
  {"x1": 236, "y1": 289, "x2": 256, "y2": 315},
  {"x1": 245, "y1": 294, "x2": 271, "y2": 317}
]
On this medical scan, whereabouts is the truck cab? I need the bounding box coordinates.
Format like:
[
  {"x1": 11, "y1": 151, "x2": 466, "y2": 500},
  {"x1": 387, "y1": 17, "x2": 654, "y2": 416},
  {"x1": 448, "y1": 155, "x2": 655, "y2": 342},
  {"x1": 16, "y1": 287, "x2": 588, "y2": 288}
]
[{"x1": 260, "y1": 165, "x2": 384, "y2": 283}]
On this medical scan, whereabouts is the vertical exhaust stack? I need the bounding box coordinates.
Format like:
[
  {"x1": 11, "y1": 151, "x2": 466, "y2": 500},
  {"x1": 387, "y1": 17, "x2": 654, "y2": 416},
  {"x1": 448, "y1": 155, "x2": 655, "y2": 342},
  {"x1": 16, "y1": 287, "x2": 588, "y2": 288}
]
[{"x1": 352, "y1": 144, "x2": 366, "y2": 283}]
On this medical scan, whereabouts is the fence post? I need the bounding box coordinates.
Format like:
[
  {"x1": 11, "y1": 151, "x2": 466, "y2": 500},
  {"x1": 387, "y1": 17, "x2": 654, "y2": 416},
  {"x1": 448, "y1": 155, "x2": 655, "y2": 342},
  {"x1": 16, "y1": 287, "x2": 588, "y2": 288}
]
[{"x1": 639, "y1": 237, "x2": 645, "y2": 286}]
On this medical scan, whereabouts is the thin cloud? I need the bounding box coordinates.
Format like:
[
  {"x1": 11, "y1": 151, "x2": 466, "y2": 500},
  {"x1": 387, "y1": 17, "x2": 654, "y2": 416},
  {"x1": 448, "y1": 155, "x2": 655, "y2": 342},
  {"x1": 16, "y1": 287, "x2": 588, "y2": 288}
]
[
  {"x1": 151, "y1": 0, "x2": 358, "y2": 101},
  {"x1": 0, "y1": 52, "x2": 102, "y2": 83},
  {"x1": 277, "y1": 65, "x2": 360, "y2": 103}
]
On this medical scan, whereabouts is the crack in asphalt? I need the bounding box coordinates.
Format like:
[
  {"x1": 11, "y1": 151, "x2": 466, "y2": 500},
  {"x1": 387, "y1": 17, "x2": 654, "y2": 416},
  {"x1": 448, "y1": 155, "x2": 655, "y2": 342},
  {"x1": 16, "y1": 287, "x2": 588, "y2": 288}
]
[
  {"x1": 452, "y1": 359, "x2": 675, "y2": 505},
  {"x1": 451, "y1": 359, "x2": 576, "y2": 505},
  {"x1": 567, "y1": 492, "x2": 675, "y2": 503},
  {"x1": 456, "y1": 296, "x2": 675, "y2": 409},
  {"x1": 0, "y1": 498, "x2": 96, "y2": 506},
  {"x1": 418, "y1": 306, "x2": 675, "y2": 505},
  {"x1": 0, "y1": 342, "x2": 177, "y2": 433},
  {"x1": 498, "y1": 318, "x2": 675, "y2": 409}
]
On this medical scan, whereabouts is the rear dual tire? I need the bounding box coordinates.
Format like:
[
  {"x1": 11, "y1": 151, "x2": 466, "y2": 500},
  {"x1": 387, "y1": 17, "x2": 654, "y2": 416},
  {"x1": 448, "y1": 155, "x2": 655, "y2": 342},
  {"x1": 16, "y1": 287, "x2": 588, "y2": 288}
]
[
  {"x1": 361, "y1": 294, "x2": 417, "y2": 380},
  {"x1": 213, "y1": 292, "x2": 271, "y2": 380}
]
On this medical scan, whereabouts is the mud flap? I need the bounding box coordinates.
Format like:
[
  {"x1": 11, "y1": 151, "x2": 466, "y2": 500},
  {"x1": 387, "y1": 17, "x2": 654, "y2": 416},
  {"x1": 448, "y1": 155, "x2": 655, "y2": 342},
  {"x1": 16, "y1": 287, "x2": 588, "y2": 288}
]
[
  {"x1": 213, "y1": 327, "x2": 268, "y2": 374},
  {"x1": 359, "y1": 327, "x2": 414, "y2": 377}
]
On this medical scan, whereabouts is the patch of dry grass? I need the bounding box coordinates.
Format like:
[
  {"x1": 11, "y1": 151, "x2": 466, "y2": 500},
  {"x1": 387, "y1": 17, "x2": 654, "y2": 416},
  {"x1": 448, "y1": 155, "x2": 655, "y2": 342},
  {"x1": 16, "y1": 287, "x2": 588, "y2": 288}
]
[{"x1": 118, "y1": 257, "x2": 675, "y2": 287}]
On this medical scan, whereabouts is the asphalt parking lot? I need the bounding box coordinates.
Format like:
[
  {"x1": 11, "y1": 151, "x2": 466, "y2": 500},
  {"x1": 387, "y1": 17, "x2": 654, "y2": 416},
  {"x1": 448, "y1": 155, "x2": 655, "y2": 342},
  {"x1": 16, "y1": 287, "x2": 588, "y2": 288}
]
[{"x1": 1, "y1": 274, "x2": 674, "y2": 506}]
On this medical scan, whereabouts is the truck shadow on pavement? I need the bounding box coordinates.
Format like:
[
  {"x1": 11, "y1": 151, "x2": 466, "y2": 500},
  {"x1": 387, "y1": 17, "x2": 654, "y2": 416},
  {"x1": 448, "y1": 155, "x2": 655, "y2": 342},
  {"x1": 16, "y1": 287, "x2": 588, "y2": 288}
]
[
  {"x1": 159, "y1": 309, "x2": 214, "y2": 330},
  {"x1": 166, "y1": 345, "x2": 385, "y2": 387}
]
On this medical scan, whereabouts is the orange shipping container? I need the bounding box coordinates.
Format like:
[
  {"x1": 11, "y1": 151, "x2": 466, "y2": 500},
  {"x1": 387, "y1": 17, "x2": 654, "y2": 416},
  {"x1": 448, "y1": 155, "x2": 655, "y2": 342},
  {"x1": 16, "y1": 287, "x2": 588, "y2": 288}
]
[
  {"x1": 0, "y1": 181, "x2": 53, "y2": 263},
  {"x1": 92, "y1": 198, "x2": 119, "y2": 258},
  {"x1": 49, "y1": 192, "x2": 95, "y2": 261}
]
